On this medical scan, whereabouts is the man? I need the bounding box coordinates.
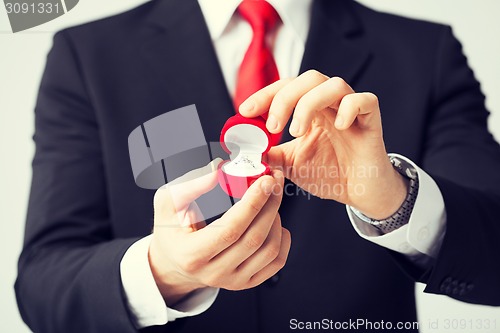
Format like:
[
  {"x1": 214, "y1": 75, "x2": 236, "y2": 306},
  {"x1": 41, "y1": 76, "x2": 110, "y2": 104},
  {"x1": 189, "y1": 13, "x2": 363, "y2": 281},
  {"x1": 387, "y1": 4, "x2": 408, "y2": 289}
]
[{"x1": 15, "y1": 0, "x2": 500, "y2": 332}]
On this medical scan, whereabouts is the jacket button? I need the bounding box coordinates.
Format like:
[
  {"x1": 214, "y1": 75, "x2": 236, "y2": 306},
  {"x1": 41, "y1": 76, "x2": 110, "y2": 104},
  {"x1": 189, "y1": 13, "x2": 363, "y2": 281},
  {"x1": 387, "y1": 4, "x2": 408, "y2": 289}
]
[{"x1": 440, "y1": 277, "x2": 452, "y2": 292}]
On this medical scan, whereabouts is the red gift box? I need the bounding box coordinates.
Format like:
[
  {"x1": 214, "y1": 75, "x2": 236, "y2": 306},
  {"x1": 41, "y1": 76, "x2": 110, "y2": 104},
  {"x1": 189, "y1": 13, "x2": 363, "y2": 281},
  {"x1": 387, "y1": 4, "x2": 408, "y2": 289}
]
[{"x1": 218, "y1": 114, "x2": 273, "y2": 198}]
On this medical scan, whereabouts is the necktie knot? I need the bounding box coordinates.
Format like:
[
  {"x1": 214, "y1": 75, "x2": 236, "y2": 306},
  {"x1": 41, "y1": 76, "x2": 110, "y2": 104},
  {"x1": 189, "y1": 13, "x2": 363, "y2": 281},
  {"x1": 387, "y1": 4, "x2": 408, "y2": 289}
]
[{"x1": 238, "y1": 0, "x2": 280, "y2": 32}]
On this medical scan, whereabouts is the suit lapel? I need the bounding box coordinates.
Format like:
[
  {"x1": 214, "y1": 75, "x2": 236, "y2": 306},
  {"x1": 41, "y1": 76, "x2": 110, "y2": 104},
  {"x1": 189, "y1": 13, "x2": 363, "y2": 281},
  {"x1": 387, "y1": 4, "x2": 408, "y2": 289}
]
[
  {"x1": 140, "y1": 0, "x2": 234, "y2": 143},
  {"x1": 300, "y1": 0, "x2": 371, "y2": 81}
]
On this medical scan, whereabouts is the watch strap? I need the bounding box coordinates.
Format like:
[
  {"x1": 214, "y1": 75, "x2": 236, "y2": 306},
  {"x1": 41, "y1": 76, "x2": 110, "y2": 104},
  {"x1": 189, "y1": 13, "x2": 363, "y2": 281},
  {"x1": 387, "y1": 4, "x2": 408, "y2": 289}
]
[{"x1": 350, "y1": 156, "x2": 419, "y2": 234}]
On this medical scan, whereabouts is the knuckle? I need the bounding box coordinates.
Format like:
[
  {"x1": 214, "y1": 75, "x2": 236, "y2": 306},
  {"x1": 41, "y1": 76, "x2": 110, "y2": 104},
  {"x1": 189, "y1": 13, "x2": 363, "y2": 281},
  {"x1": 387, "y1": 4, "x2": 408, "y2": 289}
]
[
  {"x1": 282, "y1": 227, "x2": 291, "y2": 241},
  {"x1": 275, "y1": 253, "x2": 288, "y2": 269},
  {"x1": 264, "y1": 244, "x2": 281, "y2": 261},
  {"x1": 280, "y1": 77, "x2": 295, "y2": 85},
  {"x1": 330, "y1": 76, "x2": 347, "y2": 88},
  {"x1": 245, "y1": 232, "x2": 267, "y2": 250},
  {"x1": 304, "y1": 69, "x2": 327, "y2": 82},
  {"x1": 364, "y1": 92, "x2": 379, "y2": 106},
  {"x1": 220, "y1": 228, "x2": 240, "y2": 244}
]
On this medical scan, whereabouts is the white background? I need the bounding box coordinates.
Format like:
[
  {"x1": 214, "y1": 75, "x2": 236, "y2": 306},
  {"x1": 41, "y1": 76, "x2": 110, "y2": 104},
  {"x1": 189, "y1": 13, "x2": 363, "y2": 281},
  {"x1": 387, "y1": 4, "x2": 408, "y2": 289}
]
[{"x1": 1, "y1": 1, "x2": 499, "y2": 332}]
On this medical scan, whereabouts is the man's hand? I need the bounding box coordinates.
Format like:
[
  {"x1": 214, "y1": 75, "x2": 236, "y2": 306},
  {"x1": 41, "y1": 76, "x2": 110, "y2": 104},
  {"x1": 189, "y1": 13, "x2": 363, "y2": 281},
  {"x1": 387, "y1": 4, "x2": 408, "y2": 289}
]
[
  {"x1": 149, "y1": 159, "x2": 290, "y2": 306},
  {"x1": 239, "y1": 70, "x2": 408, "y2": 220}
]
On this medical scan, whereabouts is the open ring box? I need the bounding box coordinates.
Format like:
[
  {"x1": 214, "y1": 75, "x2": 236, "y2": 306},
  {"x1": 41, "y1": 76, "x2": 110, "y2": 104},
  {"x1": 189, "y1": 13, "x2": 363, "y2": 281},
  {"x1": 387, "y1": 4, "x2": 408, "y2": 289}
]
[{"x1": 218, "y1": 114, "x2": 273, "y2": 198}]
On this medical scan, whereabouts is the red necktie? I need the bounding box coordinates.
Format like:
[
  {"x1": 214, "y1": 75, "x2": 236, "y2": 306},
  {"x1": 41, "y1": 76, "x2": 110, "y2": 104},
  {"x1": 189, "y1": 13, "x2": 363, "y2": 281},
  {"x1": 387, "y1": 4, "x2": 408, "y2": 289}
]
[
  {"x1": 234, "y1": 0, "x2": 280, "y2": 110},
  {"x1": 234, "y1": 0, "x2": 281, "y2": 144}
]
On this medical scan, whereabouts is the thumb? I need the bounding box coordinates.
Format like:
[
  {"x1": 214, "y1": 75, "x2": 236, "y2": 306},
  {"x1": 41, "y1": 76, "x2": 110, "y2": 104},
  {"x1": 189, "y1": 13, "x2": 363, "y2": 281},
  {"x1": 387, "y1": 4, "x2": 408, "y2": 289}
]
[
  {"x1": 265, "y1": 142, "x2": 293, "y2": 178},
  {"x1": 154, "y1": 158, "x2": 222, "y2": 221}
]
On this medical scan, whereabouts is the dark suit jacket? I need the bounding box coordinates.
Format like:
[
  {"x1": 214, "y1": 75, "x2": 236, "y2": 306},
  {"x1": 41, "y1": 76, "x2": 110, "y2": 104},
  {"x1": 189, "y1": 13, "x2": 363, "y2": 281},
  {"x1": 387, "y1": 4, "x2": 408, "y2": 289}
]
[{"x1": 15, "y1": 0, "x2": 500, "y2": 332}]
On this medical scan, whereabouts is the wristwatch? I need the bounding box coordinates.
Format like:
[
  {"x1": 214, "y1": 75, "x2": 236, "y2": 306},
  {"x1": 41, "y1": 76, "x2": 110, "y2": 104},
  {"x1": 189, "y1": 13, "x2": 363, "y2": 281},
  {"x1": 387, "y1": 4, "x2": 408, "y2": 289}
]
[{"x1": 350, "y1": 156, "x2": 419, "y2": 234}]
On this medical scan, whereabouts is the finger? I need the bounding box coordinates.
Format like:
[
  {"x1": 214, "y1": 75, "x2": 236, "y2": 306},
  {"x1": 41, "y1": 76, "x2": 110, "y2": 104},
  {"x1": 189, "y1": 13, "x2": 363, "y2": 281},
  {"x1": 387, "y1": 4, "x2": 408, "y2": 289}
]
[
  {"x1": 292, "y1": 76, "x2": 354, "y2": 137},
  {"x1": 234, "y1": 214, "x2": 282, "y2": 276},
  {"x1": 270, "y1": 168, "x2": 285, "y2": 186},
  {"x1": 238, "y1": 79, "x2": 292, "y2": 118},
  {"x1": 247, "y1": 227, "x2": 291, "y2": 288},
  {"x1": 184, "y1": 202, "x2": 207, "y2": 231},
  {"x1": 192, "y1": 175, "x2": 277, "y2": 257},
  {"x1": 154, "y1": 158, "x2": 223, "y2": 223},
  {"x1": 267, "y1": 70, "x2": 329, "y2": 135},
  {"x1": 263, "y1": 143, "x2": 293, "y2": 177},
  {"x1": 335, "y1": 92, "x2": 381, "y2": 131},
  {"x1": 210, "y1": 171, "x2": 284, "y2": 266}
]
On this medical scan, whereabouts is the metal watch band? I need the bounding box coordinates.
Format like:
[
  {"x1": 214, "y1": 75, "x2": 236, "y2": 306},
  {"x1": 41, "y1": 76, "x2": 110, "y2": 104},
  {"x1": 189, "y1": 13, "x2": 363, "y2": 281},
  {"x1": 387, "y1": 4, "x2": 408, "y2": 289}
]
[{"x1": 351, "y1": 156, "x2": 419, "y2": 234}]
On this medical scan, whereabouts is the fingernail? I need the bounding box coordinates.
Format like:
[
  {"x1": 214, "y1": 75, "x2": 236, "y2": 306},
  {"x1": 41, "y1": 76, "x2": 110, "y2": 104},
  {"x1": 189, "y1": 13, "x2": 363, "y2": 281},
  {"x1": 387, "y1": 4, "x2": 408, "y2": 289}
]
[
  {"x1": 335, "y1": 116, "x2": 344, "y2": 129},
  {"x1": 261, "y1": 179, "x2": 274, "y2": 195},
  {"x1": 289, "y1": 118, "x2": 301, "y2": 136},
  {"x1": 239, "y1": 100, "x2": 255, "y2": 114},
  {"x1": 266, "y1": 114, "x2": 279, "y2": 132}
]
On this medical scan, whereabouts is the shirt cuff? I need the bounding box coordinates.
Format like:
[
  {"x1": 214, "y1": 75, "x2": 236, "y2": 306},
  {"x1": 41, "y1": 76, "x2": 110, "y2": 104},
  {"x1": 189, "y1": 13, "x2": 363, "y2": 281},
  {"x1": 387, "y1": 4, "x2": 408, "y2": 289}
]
[
  {"x1": 120, "y1": 235, "x2": 219, "y2": 329},
  {"x1": 347, "y1": 154, "x2": 447, "y2": 258}
]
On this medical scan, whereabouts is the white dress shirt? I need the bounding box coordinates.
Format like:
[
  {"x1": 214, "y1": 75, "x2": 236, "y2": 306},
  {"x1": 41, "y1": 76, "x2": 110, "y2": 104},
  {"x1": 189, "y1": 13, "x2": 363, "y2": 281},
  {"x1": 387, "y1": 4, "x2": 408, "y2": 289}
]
[{"x1": 120, "y1": 0, "x2": 447, "y2": 328}]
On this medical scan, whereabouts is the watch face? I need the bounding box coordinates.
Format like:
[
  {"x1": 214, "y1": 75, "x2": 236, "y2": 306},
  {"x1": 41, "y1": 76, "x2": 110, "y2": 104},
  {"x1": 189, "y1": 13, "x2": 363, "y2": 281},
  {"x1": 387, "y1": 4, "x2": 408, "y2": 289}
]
[{"x1": 390, "y1": 156, "x2": 418, "y2": 180}]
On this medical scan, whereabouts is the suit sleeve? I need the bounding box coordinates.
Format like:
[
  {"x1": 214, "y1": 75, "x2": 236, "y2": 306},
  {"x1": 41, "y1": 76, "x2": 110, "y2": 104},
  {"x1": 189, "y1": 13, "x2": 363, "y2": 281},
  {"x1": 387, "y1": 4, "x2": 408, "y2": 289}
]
[
  {"x1": 408, "y1": 26, "x2": 500, "y2": 305},
  {"x1": 14, "y1": 30, "x2": 141, "y2": 333}
]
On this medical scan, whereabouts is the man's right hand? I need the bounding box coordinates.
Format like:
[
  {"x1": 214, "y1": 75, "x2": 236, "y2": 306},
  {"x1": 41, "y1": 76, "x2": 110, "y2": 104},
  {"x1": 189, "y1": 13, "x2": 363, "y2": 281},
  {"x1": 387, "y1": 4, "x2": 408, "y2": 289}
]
[{"x1": 149, "y1": 159, "x2": 290, "y2": 307}]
